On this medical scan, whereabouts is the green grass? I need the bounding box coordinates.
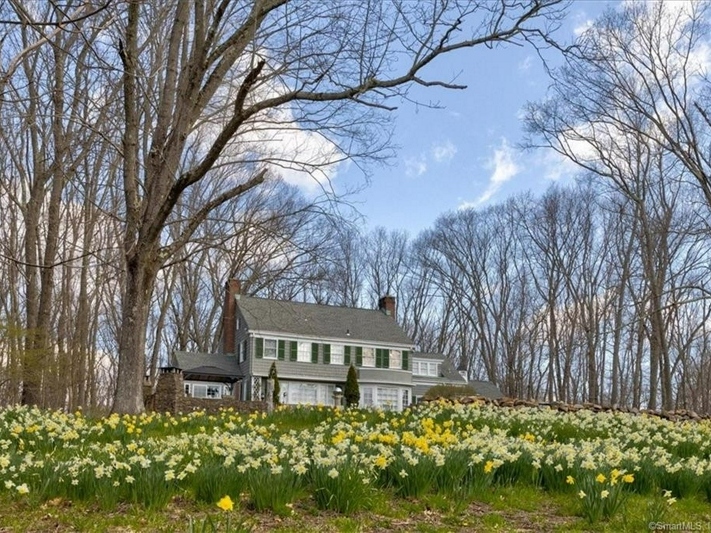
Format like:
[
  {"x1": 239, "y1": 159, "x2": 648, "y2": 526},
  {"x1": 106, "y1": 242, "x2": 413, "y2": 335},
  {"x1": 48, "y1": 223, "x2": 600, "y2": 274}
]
[{"x1": 0, "y1": 484, "x2": 710, "y2": 532}]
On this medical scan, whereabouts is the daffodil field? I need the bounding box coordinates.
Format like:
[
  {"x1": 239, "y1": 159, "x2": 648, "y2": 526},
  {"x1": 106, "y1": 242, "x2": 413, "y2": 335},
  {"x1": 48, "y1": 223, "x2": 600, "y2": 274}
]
[{"x1": 1, "y1": 401, "x2": 710, "y2": 531}]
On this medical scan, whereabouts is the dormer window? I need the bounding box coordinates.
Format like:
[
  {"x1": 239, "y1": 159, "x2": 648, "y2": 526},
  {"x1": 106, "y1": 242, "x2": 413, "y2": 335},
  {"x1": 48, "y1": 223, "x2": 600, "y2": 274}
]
[{"x1": 413, "y1": 360, "x2": 440, "y2": 377}]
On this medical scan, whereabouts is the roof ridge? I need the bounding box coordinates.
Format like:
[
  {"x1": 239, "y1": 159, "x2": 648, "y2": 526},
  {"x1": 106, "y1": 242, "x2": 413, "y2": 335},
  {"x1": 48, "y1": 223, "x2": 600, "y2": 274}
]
[{"x1": 239, "y1": 294, "x2": 385, "y2": 314}]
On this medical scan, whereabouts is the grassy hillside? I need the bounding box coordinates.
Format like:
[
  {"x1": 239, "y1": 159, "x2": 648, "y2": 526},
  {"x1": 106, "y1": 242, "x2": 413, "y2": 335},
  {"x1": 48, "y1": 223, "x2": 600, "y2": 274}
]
[{"x1": 0, "y1": 401, "x2": 710, "y2": 532}]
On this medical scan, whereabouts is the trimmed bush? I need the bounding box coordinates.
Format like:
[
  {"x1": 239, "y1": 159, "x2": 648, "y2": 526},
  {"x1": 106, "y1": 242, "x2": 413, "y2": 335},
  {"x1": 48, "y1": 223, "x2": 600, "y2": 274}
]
[
  {"x1": 422, "y1": 384, "x2": 479, "y2": 401},
  {"x1": 268, "y1": 362, "x2": 280, "y2": 406},
  {"x1": 344, "y1": 364, "x2": 360, "y2": 407}
]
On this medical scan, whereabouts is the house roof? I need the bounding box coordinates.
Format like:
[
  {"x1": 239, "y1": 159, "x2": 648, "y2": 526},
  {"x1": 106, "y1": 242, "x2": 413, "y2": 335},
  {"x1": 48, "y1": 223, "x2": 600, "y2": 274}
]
[
  {"x1": 469, "y1": 380, "x2": 504, "y2": 399},
  {"x1": 411, "y1": 352, "x2": 446, "y2": 361},
  {"x1": 440, "y1": 357, "x2": 467, "y2": 383},
  {"x1": 236, "y1": 295, "x2": 413, "y2": 346},
  {"x1": 172, "y1": 351, "x2": 241, "y2": 378}
]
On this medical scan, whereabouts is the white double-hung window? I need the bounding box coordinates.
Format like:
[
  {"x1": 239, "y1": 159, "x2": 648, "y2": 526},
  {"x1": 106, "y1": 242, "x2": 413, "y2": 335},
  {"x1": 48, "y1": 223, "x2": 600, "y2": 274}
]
[
  {"x1": 389, "y1": 350, "x2": 402, "y2": 369},
  {"x1": 297, "y1": 342, "x2": 311, "y2": 362},
  {"x1": 377, "y1": 387, "x2": 399, "y2": 410},
  {"x1": 331, "y1": 344, "x2": 344, "y2": 365},
  {"x1": 263, "y1": 339, "x2": 277, "y2": 359},
  {"x1": 362, "y1": 347, "x2": 375, "y2": 367},
  {"x1": 362, "y1": 386, "x2": 374, "y2": 406}
]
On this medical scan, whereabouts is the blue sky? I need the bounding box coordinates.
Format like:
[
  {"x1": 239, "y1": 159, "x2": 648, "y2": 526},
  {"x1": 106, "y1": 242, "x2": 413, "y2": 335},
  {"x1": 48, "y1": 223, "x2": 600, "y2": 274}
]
[{"x1": 336, "y1": 1, "x2": 613, "y2": 235}]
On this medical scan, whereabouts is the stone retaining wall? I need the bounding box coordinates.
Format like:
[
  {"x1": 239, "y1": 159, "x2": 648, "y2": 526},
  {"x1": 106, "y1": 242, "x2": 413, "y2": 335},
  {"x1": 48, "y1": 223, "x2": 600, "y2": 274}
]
[{"x1": 425, "y1": 395, "x2": 710, "y2": 422}]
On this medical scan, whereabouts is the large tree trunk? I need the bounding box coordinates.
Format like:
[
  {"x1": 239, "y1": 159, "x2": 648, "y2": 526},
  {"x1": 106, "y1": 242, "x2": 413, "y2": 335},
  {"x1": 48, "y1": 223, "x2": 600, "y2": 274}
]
[{"x1": 112, "y1": 254, "x2": 158, "y2": 414}]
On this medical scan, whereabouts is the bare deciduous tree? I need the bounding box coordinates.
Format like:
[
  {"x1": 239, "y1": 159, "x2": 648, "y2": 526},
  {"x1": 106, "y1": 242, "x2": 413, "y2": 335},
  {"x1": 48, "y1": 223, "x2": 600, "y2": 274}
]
[{"x1": 110, "y1": 0, "x2": 564, "y2": 412}]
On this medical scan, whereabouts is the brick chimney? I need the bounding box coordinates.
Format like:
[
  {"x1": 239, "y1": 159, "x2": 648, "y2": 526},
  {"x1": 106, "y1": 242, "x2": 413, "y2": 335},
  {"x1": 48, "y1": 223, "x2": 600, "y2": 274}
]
[
  {"x1": 378, "y1": 295, "x2": 396, "y2": 318},
  {"x1": 222, "y1": 279, "x2": 241, "y2": 354}
]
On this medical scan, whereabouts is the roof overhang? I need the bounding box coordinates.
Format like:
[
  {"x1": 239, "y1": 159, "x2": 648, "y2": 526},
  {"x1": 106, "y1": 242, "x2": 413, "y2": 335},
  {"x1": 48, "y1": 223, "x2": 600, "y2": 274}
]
[{"x1": 182, "y1": 365, "x2": 240, "y2": 383}]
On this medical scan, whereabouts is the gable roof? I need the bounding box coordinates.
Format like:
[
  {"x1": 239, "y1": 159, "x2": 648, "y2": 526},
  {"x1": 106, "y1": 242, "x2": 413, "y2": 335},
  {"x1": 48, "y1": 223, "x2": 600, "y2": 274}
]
[
  {"x1": 236, "y1": 295, "x2": 413, "y2": 346},
  {"x1": 469, "y1": 380, "x2": 504, "y2": 399},
  {"x1": 440, "y1": 357, "x2": 467, "y2": 384}
]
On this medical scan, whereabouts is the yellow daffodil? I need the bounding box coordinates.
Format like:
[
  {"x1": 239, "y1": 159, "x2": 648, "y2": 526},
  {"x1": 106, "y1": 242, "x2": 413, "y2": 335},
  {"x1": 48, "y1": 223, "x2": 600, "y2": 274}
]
[
  {"x1": 217, "y1": 495, "x2": 234, "y2": 511},
  {"x1": 374, "y1": 455, "x2": 387, "y2": 469}
]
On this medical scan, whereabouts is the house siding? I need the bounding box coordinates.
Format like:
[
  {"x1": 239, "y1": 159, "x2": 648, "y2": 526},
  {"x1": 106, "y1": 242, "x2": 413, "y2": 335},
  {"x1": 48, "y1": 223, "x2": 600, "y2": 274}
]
[
  {"x1": 249, "y1": 336, "x2": 410, "y2": 379},
  {"x1": 245, "y1": 336, "x2": 413, "y2": 403},
  {"x1": 235, "y1": 308, "x2": 251, "y2": 374},
  {"x1": 252, "y1": 358, "x2": 350, "y2": 382},
  {"x1": 357, "y1": 367, "x2": 412, "y2": 386}
]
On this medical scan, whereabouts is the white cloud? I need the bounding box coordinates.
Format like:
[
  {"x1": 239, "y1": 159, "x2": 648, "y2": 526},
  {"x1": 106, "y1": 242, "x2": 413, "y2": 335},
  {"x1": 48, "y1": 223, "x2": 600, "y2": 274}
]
[
  {"x1": 457, "y1": 200, "x2": 478, "y2": 211},
  {"x1": 537, "y1": 149, "x2": 582, "y2": 182},
  {"x1": 431, "y1": 140, "x2": 457, "y2": 163},
  {"x1": 473, "y1": 138, "x2": 521, "y2": 205},
  {"x1": 402, "y1": 140, "x2": 457, "y2": 177},
  {"x1": 403, "y1": 140, "x2": 458, "y2": 177},
  {"x1": 404, "y1": 155, "x2": 428, "y2": 177},
  {"x1": 190, "y1": 57, "x2": 345, "y2": 197},
  {"x1": 253, "y1": 115, "x2": 343, "y2": 194},
  {"x1": 518, "y1": 56, "x2": 533, "y2": 72},
  {"x1": 573, "y1": 19, "x2": 594, "y2": 37}
]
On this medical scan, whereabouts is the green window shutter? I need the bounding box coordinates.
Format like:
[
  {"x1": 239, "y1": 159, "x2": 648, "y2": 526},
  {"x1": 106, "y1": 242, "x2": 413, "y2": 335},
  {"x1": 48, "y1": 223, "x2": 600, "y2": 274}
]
[
  {"x1": 402, "y1": 350, "x2": 410, "y2": 371},
  {"x1": 355, "y1": 346, "x2": 363, "y2": 367},
  {"x1": 255, "y1": 337, "x2": 263, "y2": 359},
  {"x1": 278, "y1": 340, "x2": 285, "y2": 360},
  {"x1": 323, "y1": 344, "x2": 331, "y2": 364},
  {"x1": 376, "y1": 348, "x2": 383, "y2": 368},
  {"x1": 290, "y1": 341, "x2": 298, "y2": 362},
  {"x1": 311, "y1": 342, "x2": 319, "y2": 364},
  {"x1": 344, "y1": 346, "x2": 351, "y2": 366},
  {"x1": 383, "y1": 349, "x2": 390, "y2": 369}
]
